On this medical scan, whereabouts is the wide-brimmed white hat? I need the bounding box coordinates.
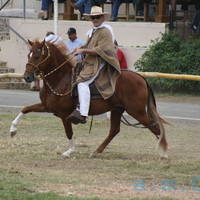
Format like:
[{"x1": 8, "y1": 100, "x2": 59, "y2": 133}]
[{"x1": 83, "y1": 6, "x2": 110, "y2": 21}]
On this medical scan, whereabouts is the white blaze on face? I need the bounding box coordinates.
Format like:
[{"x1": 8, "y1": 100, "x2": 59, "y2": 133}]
[{"x1": 30, "y1": 52, "x2": 33, "y2": 58}]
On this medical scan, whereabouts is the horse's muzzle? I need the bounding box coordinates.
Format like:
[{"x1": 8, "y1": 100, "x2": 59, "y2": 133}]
[{"x1": 23, "y1": 73, "x2": 34, "y2": 83}]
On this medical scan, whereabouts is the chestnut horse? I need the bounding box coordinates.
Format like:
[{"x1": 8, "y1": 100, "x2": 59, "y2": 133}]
[{"x1": 10, "y1": 38, "x2": 169, "y2": 158}]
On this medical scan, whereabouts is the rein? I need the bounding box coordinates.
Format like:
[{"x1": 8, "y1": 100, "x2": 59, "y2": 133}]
[
  {"x1": 40, "y1": 53, "x2": 75, "y2": 79},
  {"x1": 27, "y1": 43, "x2": 75, "y2": 96},
  {"x1": 41, "y1": 54, "x2": 75, "y2": 96}
]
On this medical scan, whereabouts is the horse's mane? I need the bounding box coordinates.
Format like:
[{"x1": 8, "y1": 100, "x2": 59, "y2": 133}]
[{"x1": 34, "y1": 38, "x2": 76, "y2": 69}]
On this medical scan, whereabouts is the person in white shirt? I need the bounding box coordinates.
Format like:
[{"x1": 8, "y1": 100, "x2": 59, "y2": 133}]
[
  {"x1": 45, "y1": 31, "x2": 63, "y2": 44},
  {"x1": 65, "y1": 28, "x2": 85, "y2": 63}
]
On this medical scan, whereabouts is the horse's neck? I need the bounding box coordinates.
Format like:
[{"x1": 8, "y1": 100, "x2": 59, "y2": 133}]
[
  {"x1": 48, "y1": 53, "x2": 72, "y2": 75},
  {"x1": 43, "y1": 55, "x2": 72, "y2": 88}
]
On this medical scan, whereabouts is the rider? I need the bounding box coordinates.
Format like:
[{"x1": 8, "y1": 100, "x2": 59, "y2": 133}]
[{"x1": 66, "y1": 6, "x2": 121, "y2": 125}]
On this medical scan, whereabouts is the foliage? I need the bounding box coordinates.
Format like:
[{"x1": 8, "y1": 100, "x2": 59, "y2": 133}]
[{"x1": 134, "y1": 31, "x2": 200, "y2": 93}]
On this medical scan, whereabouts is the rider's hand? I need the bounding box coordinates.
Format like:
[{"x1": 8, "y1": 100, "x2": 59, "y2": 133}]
[
  {"x1": 72, "y1": 46, "x2": 81, "y2": 54},
  {"x1": 74, "y1": 48, "x2": 83, "y2": 55}
]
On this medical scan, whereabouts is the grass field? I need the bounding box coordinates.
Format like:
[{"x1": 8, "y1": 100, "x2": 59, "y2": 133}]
[{"x1": 0, "y1": 111, "x2": 200, "y2": 199}]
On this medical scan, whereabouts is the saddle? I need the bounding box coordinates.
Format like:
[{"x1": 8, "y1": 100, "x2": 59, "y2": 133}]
[{"x1": 71, "y1": 62, "x2": 102, "y2": 99}]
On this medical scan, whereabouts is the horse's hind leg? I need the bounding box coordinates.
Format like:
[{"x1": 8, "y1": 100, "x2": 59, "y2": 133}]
[
  {"x1": 127, "y1": 108, "x2": 168, "y2": 158},
  {"x1": 10, "y1": 103, "x2": 48, "y2": 137},
  {"x1": 89, "y1": 109, "x2": 123, "y2": 158}
]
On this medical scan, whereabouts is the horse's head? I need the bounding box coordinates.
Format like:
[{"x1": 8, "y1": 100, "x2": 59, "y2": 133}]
[{"x1": 24, "y1": 39, "x2": 50, "y2": 83}]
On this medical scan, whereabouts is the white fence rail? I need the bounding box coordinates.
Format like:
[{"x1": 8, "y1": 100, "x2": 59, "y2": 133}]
[
  {"x1": 0, "y1": 73, "x2": 23, "y2": 78},
  {"x1": 2, "y1": 72, "x2": 200, "y2": 82}
]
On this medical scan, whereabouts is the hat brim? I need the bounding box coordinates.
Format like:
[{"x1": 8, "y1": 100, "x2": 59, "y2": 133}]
[{"x1": 83, "y1": 12, "x2": 110, "y2": 21}]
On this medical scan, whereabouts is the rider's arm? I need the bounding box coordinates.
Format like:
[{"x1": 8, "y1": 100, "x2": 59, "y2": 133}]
[{"x1": 74, "y1": 48, "x2": 98, "y2": 56}]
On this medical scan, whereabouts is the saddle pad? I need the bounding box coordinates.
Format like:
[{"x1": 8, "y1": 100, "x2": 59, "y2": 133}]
[{"x1": 72, "y1": 82, "x2": 102, "y2": 99}]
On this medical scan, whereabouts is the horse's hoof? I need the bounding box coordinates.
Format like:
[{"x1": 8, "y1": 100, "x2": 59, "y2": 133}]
[
  {"x1": 11, "y1": 130, "x2": 17, "y2": 137},
  {"x1": 61, "y1": 155, "x2": 70, "y2": 159},
  {"x1": 61, "y1": 153, "x2": 70, "y2": 159},
  {"x1": 159, "y1": 153, "x2": 168, "y2": 159},
  {"x1": 89, "y1": 153, "x2": 97, "y2": 158}
]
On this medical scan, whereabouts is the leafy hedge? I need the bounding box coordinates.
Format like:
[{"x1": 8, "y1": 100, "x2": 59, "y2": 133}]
[{"x1": 134, "y1": 31, "x2": 200, "y2": 93}]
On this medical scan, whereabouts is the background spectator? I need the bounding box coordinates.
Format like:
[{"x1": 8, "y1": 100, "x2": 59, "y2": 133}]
[
  {"x1": 185, "y1": 0, "x2": 200, "y2": 32},
  {"x1": 186, "y1": 11, "x2": 200, "y2": 32},
  {"x1": 45, "y1": 31, "x2": 63, "y2": 43},
  {"x1": 114, "y1": 40, "x2": 127, "y2": 69},
  {"x1": 181, "y1": 0, "x2": 195, "y2": 22},
  {"x1": 65, "y1": 27, "x2": 85, "y2": 63},
  {"x1": 92, "y1": 0, "x2": 106, "y2": 7},
  {"x1": 133, "y1": 0, "x2": 152, "y2": 16},
  {"x1": 41, "y1": 0, "x2": 66, "y2": 20},
  {"x1": 30, "y1": 77, "x2": 40, "y2": 91},
  {"x1": 109, "y1": 0, "x2": 132, "y2": 21},
  {"x1": 71, "y1": 0, "x2": 92, "y2": 20}
]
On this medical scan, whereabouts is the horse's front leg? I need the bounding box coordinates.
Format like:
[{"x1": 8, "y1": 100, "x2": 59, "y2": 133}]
[
  {"x1": 60, "y1": 118, "x2": 75, "y2": 158},
  {"x1": 61, "y1": 137, "x2": 75, "y2": 158},
  {"x1": 10, "y1": 103, "x2": 49, "y2": 137}
]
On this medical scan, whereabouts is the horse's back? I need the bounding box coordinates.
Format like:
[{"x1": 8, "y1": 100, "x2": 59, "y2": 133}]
[
  {"x1": 112, "y1": 69, "x2": 150, "y2": 117},
  {"x1": 116, "y1": 70, "x2": 148, "y2": 96}
]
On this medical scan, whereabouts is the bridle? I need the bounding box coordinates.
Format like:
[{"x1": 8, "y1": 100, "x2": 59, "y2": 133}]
[
  {"x1": 26, "y1": 43, "x2": 75, "y2": 96},
  {"x1": 26, "y1": 43, "x2": 51, "y2": 74}
]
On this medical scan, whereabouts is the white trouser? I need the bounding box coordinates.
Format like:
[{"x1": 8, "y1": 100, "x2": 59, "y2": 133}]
[{"x1": 78, "y1": 60, "x2": 106, "y2": 117}]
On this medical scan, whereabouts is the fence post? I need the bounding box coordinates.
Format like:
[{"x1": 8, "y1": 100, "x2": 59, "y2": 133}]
[
  {"x1": 54, "y1": 0, "x2": 58, "y2": 35},
  {"x1": 169, "y1": 10, "x2": 173, "y2": 31},
  {"x1": 23, "y1": 0, "x2": 26, "y2": 19}
]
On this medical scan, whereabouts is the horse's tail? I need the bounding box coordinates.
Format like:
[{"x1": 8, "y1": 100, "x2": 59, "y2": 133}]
[{"x1": 146, "y1": 84, "x2": 171, "y2": 154}]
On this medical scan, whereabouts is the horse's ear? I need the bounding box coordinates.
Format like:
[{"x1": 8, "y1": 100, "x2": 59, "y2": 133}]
[
  {"x1": 28, "y1": 39, "x2": 33, "y2": 46},
  {"x1": 41, "y1": 39, "x2": 46, "y2": 46},
  {"x1": 27, "y1": 39, "x2": 33, "y2": 50}
]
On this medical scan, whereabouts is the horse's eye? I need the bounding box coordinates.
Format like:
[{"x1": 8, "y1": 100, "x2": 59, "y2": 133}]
[{"x1": 35, "y1": 56, "x2": 40, "y2": 60}]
